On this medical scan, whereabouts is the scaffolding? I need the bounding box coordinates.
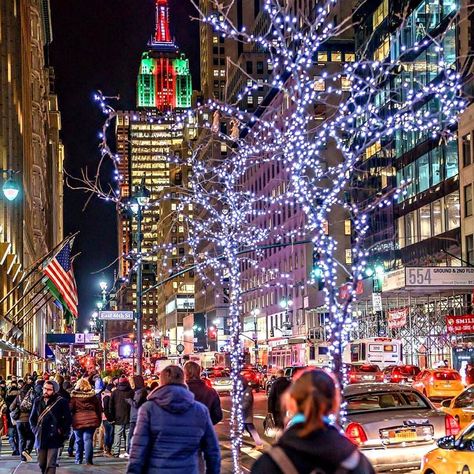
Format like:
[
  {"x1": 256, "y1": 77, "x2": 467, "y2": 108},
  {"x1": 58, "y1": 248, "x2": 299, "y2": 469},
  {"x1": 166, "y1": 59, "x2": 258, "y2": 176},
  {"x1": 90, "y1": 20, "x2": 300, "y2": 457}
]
[{"x1": 351, "y1": 291, "x2": 472, "y2": 368}]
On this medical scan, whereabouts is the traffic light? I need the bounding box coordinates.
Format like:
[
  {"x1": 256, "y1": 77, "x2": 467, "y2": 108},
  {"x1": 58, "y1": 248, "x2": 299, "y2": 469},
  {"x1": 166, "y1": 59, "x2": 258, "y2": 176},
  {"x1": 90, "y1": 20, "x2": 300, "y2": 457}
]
[
  {"x1": 367, "y1": 264, "x2": 385, "y2": 292},
  {"x1": 312, "y1": 250, "x2": 324, "y2": 291}
]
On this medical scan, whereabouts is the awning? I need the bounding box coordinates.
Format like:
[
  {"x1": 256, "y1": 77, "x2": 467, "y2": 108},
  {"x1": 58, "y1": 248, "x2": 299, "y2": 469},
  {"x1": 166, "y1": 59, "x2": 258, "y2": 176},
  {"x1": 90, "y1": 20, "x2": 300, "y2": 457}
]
[{"x1": 0, "y1": 339, "x2": 28, "y2": 355}]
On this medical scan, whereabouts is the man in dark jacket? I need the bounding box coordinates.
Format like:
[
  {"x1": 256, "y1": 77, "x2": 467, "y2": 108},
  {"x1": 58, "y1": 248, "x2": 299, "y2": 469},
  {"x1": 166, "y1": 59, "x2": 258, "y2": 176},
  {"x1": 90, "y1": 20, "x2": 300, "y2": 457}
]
[
  {"x1": 110, "y1": 375, "x2": 133, "y2": 458},
  {"x1": 5, "y1": 380, "x2": 20, "y2": 455},
  {"x1": 267, "y1": 369, "x2": 291, "y2": 428},
  {"x1": 126, "y1": 375, "x2": 148, "y2": 453},
  {"x1": 29, "y1": 380, "x2": 72, "y2": 474},
  {"x1": 127, "y1": 365, "x2": 220, "y2": 474},
  {"x1": 184, "y1": 361, "x2": 223, "y2": 425}
]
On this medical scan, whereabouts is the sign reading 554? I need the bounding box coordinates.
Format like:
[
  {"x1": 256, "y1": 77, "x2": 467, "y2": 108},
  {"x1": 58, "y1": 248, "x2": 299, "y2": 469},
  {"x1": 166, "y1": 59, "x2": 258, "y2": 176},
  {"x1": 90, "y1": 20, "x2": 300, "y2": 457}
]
[{"x1": 406, "y1": 268, "x2": 432, "y2": 286}]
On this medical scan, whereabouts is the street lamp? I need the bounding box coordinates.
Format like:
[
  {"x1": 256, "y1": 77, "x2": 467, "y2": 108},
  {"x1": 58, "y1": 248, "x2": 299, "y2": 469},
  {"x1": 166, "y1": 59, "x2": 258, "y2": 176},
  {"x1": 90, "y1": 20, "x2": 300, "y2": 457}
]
[
  {"x1": 0, "y1": 170, "x2": 20, "y2": 201},
  {"x1": 251, "y1": 309, "x2": 260, "y2": 366},
  {"x1": 98, "y1": 281, "x2": 108, "y2": 372},
  {"x1": 130, "y1": 178, "x2": 150, "y2": 376}
]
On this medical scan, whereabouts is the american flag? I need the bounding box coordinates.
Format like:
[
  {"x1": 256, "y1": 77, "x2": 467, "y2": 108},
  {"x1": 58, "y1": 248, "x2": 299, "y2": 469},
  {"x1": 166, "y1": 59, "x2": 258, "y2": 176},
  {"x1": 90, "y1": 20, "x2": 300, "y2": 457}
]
[{"x1": 43, "y1": 242, "x2": 78, "y2": 318}]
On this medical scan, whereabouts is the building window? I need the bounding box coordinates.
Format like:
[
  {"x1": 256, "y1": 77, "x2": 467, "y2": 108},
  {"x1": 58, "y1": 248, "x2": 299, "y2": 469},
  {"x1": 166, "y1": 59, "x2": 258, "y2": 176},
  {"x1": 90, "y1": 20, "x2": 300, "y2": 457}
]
[
  {"x1": 341, "y1": 76, "x2": 351, "y2": 91},
  {"x1": 419, "y1": 205, "x2": 431, "y2": 240},
  {"x1": 462, "y1": 133, "x2": 472, "y2": 167},
  {"x1": 466, "y1": 234, "x2": 474, "y2": 265},
  {"x1": 246, "y1": 61, "x2": 253, "y2": 74},
  {"x1": 331, "y1": 51, "x2": 342, "y2": 62},
  {"x1": 373, "y1": 0, "x2": 388, "y2": 29},
  {"x1": 344, "y1": 220, "x2": 351, "y2": 235},
  {"x1": 256, "y1": 61, "x2": 264, "y2": 74},
  {"x1": 213, "y1": 36, "x2": 218, "y2": 44},
  {"x1": 446, "y1": 191, "x2": 460, "y2": 230},
  {"x1": 345, "y1": 52, "x2": 355, "y2": 62},
  {"x1": 213, "y1": 69, "x2": 219, "y2": 77},
  {"x1": 317, "y1": 51, "x2": 328, "y2": 62},
  {"x1": 257, "y1": 96, "x2": 263, "y2": 104},
  {"x1": 345, "y1": 249, "x2": 352, "y2": 264},
  {"x1": 465, "y1": 184, "x2": 473, "y2": 217},
  {"x1": 374, "y1": 36, "x2": 390, "y2": 61},
  {"x1": 247, "y1": 95, "x2": 254, "y2": 105},
  {"x1": 219, "y1": 69, "x2": 225, "y2": 77},
  {"x1": 313, "y1": 76, "x2": 326, "y2": 91}
]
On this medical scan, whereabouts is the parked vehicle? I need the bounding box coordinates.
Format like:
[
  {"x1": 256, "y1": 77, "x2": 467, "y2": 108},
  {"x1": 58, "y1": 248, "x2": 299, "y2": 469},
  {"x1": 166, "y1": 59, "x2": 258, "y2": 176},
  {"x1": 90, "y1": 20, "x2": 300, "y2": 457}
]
[
  {"x1": 383, "y1": 365, "x2": 420, "y2": 384},
  {"x1": 203, "y1": 367, "x2": 232, "y2": 394},
  {"x1": 343, "y1": 337, "x2": 403, "y2": 368},
  {"x1": 440, "y1": 385, "x2": 474, "y2": 429},
  {"x1": 347, "y1": 364, "x2": 384, "y2": 384},
  {"x1": 344, "y1": 383, "x2": 460, "y2": 472},
  {"x1": 241, "y1": 368, "x2": 263, "y2": 391},
  {"x1": 412, "y1": 369, "x2": 464, "y2": 401},
  {"x1": 421, "y1": 421, "x2": 474, "y2": 474}
]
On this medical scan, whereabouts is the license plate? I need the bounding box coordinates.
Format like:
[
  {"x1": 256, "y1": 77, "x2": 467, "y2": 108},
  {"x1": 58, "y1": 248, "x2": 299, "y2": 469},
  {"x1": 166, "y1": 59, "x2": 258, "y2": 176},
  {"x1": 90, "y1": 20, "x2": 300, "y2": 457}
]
[
  {"x1": 363, "y1": 375, "x2": 375, "y2": 380},
  {"x1": 392, "y1": 430, "x2": 417, "y2": 441}
]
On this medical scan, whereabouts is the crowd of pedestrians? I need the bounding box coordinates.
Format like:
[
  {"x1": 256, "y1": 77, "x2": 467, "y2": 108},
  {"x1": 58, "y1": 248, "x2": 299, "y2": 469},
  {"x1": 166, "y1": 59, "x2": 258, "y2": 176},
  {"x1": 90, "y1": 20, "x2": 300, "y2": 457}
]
[{"x1": 0, "y1": 365, "x2": 375, "y2": 474}]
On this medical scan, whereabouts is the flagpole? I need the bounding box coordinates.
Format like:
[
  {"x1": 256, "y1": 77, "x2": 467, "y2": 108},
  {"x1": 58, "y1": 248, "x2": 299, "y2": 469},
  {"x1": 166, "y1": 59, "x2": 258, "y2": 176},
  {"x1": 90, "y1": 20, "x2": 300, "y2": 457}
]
[
  {"x1": 16, "y1": 294, "x2": 54, "y2": 331},
  {"x1": 0, "y1": 231, "x2": 79, "y2": 307},
  {"x1": 9, "y1": 288, "x2": 49, "y2": 326},
  {"x1": 3, "y1": 277, "x2": 46, "y2": 321}
]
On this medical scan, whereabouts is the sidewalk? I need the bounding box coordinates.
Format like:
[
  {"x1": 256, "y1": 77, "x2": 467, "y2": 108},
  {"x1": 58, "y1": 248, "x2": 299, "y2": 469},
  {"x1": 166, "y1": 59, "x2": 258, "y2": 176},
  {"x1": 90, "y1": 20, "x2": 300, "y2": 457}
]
[{"x1": 0, "y1": 455, "x2": 128, "y2": 474}]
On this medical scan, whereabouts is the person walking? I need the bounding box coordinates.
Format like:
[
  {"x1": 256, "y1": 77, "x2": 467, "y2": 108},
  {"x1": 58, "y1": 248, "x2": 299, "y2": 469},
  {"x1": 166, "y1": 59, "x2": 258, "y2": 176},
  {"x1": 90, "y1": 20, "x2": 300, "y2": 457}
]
[
  {"x1": 29, "y1": 380, "x2": 72, "y2": 474},
  {"x1": 267, "y1": 369, "x2": 291, "y2": 429},
  {"x1": 110, "y1": 374, "x2": 133, "y2": 458},
  {"x1": 126, "y1": 375, "x2": 148, "y2": 453},
  {"x1": 251, "y1": 369, "x2": 375, "y2": 474},
  {"x1": 10, "y1": 383, "x2": 35, "y2": 462},
  {"x1": 242, "y1": 377, "x2": 264, "y2": 450},
  {"x1": 69, "y1": 378, "x2": 102, "y2": 465},
  {"x1": 184, "y1": 361, "x2": 222, "y2": 425},
  {"x1": 126, "y1": 365, "x2": 221, "y2": 474},
  {"x1": 5, "y1": 379, "x2": 20, "y2": 455},
  {"x1": 101, "y1": 383, "x2": 114, "y2": 456}
]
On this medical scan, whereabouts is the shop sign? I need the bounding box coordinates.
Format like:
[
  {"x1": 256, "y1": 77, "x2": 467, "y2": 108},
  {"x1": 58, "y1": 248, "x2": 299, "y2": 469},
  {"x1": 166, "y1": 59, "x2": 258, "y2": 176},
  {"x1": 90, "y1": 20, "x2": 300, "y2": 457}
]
[
  {"x1": 406, "y1": 267, "x2": 474, "y2": 288},
  {"x1": 382, "y1": 268, "x2": 405, "y2": 292},
  {"x1": 446, "y1": 315, "x2": 474, "y2": 334},
  {"x1": 268, "y1": 338, "x2": 288, "y2": 348},
  {"x1": 388, "y1": 307, "x2": 409, "y2": 329}
]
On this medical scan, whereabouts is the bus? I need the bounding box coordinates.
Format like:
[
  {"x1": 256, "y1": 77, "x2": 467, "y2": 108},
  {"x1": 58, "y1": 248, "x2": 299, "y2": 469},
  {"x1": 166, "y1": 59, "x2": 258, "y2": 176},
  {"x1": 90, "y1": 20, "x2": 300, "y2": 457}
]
[{"x1": 343, "y1": 338, "x2": 402, "y2": 368}]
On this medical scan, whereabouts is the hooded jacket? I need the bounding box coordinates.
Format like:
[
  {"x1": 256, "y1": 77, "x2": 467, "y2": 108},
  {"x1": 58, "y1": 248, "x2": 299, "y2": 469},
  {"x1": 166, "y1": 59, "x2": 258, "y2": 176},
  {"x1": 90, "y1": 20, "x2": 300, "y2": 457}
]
[
  {"x1": 126, "y1": 384, "x2": 221, "y2": 474},
  {"x1": 70, "y1": 388, "x2": 102, "y2": 430},
  {"x1": 251, "y1": 422, "x2": 375, "y2": 474},
  {"x1": 110, "y1": 380, "x2": 133, "y2": 424}
]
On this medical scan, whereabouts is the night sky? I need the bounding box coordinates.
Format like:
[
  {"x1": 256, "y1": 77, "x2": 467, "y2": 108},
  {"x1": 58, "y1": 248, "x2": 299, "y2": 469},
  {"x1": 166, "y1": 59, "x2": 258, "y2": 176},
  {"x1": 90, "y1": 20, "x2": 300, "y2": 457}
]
[{"x1": 49, "y1": 0, "x2": 199, "y2": 330}]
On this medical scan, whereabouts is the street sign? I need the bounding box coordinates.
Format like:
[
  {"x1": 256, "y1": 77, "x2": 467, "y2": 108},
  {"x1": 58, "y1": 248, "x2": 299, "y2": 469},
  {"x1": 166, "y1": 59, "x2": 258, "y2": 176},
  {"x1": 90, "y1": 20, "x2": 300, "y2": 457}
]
[
  {"x1": 372, "y1": 293, "x2": 383, "y2": 312},
  {"x1": 176, "y1": 343, "x2": 185, "y2": 354},
  {"x1": 98, "y1": 310, "x2": 134, "y2": 321},
  {"x1": 85, "y1": 343, "x2": 99, "y2": 349}
]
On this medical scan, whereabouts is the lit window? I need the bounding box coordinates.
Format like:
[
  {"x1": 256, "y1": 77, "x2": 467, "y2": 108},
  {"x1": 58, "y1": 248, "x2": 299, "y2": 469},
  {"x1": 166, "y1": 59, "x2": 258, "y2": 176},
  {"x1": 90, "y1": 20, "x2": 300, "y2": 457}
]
[
  {"x1": 373, "y1": 0, "x2": 388, "y2": 29},
  {"x1": 365, "y1": 141, "x2": 381, "y2": 160},
  {"x1": 220, "y1": 69, "x2": 226, "y2": 77},
  {"x1": 341, "y1": 76, "x2": 351, "y2": 91},
  {"x1": 173, "y1": 282, "x2": 178, "y2": 289},
  {"x1": 317, "y1": 51, "x2": 328, "y2": 62},
  {"x1": 257, "y1": 96, "x2": 263, "y2": 104},
  {"x1": 213, "y1": 69, "x2": 219, "y2": 77},
  {"x1": 247, "y1": 95, "x2": 254, "y2": 104},
  {"x1": 344, "y1": 220, "x2": 351, "y2": 235},
  {"x1": 374, "y1": 36, "x2": 390, "y2": 61},
  {"x1": 345, "y1": 249, "x2": 352, "y2": 264},
  {"x1": 171, "y1": 203, "x2": 177, "y2": 211},
  {"x1": 247, "y1": 79, "x2": 253, "y2": 87},
  {"x1": 188, "y1": 204, "x2": 193, "y2": 211},
  {"x1": 179, "y1": 226, "x2": 184, "y2": 233},
  {"x1": 332, "y1": 51, "x2": 342, "y2": 62},
  {"x1": 345, "y1": 52, "x2": 355, "y2": 62},
  {"x1": 313, "y1": 76, "x2": 326, "y2": 91},
  {"x1": 213, "y1": 36, "x2": 218, "y2": 44}
]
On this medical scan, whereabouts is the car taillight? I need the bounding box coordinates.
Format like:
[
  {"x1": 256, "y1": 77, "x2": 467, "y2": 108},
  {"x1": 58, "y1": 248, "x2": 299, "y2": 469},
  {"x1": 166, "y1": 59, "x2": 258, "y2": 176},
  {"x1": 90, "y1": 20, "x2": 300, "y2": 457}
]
[
  {"x1": 349, "y1": 373, "x2": 357, "y2": 383},
  {"x1": 345, "y1": 422, "x2": 367, "y2": 445},
  {"x1": 445, "y1": 414, "x2": 460, "y2": 436}
]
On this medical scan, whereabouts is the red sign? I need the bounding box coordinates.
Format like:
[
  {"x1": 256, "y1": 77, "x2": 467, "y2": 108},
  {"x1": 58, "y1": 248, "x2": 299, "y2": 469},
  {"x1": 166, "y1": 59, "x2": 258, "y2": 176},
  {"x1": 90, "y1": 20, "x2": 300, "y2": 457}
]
[
  {"x1": 446, "y1": 315, "x2": 474, "y2": 334},
  {"x1": 339, "y1": 280, "x2": 364, "y2": 300},
  {"x1": 388, "y1": 307, "x2": 408, "y2": 329}
]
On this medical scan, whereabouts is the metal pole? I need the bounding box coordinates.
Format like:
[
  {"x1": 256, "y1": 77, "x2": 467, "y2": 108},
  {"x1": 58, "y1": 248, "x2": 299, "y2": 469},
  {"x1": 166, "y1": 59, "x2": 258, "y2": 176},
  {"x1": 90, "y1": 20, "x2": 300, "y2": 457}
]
[
  {"x1": 204, "y1": 312, "x2": 209, "y2": 351},
  {"x1": 136, "y1": 204, "x2": 143, "y2": 376},
  {"x1": 254, "y1": 314, "x2": 259, "y2": 366},
  {"x1": 102, "y1": 289, "x2": 107, "y2": 372}
]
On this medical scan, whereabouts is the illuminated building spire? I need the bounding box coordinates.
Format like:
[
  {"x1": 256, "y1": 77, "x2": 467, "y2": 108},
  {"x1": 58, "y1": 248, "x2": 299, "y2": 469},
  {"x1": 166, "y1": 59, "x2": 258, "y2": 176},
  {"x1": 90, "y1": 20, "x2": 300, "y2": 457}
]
[{"x1": 154, "y1": 0, "x2": 172, "y2": 43}]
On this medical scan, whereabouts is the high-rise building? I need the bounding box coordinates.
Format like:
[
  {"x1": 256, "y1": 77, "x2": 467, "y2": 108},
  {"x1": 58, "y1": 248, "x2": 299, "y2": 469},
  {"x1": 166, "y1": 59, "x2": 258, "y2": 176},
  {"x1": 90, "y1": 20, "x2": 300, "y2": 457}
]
[
  {"x1": 0, "y1": 0, "x2": 64, "y2": 375},
  {"x1": 115, "y1": 0, "x2": 195, "y2": 352}
]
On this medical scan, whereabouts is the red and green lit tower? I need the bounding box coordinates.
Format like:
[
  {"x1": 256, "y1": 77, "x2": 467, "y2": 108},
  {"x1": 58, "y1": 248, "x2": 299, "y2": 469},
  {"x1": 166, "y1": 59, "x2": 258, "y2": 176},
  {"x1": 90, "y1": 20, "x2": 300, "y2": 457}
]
[{"x1": 137, "y1": 0, "x2": 192, "y2": 110}]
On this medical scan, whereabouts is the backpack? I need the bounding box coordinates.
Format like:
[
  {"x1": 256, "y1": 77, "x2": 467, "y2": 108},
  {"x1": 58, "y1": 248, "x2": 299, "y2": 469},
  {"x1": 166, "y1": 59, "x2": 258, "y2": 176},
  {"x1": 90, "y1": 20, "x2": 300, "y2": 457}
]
[{"x1": 19, "y1": 389, "x2": 33, "y2": 412}]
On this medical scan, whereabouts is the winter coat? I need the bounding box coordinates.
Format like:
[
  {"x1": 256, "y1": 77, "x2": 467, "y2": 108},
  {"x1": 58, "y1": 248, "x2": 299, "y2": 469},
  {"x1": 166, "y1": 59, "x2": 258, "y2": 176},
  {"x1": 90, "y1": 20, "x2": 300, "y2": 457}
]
[
  {"x1": 126, "y1": 384, "x2": 221, "y2": 474},
  {"x1": 70, "y1": 389, "x2": 102, "y2": 430},
  {"x1": 10, "y1": 387, "x2": 34, "y2": 423},
  {"x1": 268, "y1": 376, "x2": 291, "y2": 428},
  {"x1": 242, "y1": 384, "x2": 254, "y2": 424},
  {"x1": 186, "y1": 379, "x2": 223, "y2": 425},
  {"x1": 29, "y1": 394, "x2": 72, "y2": 449},
  {"x1": 101, "y1": 389, "x2": 113, "y2": 422},
  {"x1": 251, "y1": 423, "x2": 375, "y2": 474},
  {"x1": 5, "y1": 386, "x2": 19, "y2": 427},
  {"x1": 127, "y1": 386, "x2": 149, "y2": 424},
  {"x1": 110, "y1": 381, "x2": 133, "y2": 425}
]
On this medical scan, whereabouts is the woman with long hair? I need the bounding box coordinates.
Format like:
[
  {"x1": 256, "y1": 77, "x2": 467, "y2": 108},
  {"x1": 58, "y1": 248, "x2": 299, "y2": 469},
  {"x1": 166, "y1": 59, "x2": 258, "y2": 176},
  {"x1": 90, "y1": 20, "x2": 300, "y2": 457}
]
[
  {"x1": 251, "y1": 369, "x2": 374, "y2": 474},
  {"x1": 70, "y1": 378, "x2": 102, "y2": 465}
]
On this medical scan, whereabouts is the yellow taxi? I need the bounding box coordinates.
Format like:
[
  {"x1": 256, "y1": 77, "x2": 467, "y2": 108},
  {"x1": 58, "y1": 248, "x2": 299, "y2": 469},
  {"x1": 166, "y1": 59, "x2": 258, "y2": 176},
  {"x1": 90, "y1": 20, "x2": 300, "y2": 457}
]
[
  {"x1": 441, "y1": 385, "x2": 474, "y2": 430},
  {"x1": 412, "y1": 368, "x2": 464, "y2": 401},
  {"x1": 421, "y1": 421, "x2": 474, "y2": 474}
]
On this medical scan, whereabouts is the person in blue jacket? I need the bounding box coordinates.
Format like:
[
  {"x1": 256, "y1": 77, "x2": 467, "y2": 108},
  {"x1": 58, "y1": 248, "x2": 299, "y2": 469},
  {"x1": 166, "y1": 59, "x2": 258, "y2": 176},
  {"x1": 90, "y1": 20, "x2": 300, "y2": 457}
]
[{"x1": 126, "y1": 365, "x2": 220, "y2": 474}]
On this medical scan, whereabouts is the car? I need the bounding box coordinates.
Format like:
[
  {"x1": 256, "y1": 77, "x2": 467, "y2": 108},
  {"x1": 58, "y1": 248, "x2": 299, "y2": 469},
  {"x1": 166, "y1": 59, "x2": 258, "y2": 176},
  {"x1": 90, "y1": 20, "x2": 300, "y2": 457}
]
[
  {"x1": 440, "y1": 385, "x2": 474, "y2": 429},
  {"x1": 344, "y1": 383, "x2": 460, "y2": 472},
  {"x1": 383, "y1": 365, "x2": 420, "y2": 384},
  {"x1": 347, "y1": 364, "x2": 384, "y2": 384},
  {"x1": 412, "y1": 368, "x2": 464, "y2": 401},
  {"x1": 203, "y1": 367, "x2": 232, "y2": 394},
  {"x1": 241, "y1": 368, "x2": 263, "y2": 391},
  {"x1": 421, "y1": 421, "x2": 474, "y2": 474}
]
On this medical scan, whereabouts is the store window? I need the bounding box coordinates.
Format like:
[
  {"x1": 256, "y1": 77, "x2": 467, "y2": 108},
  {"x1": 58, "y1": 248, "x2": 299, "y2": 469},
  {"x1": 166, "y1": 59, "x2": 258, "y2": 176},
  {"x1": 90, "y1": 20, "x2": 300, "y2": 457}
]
[
  {"x1": 463, "y1": 133, "x2": 472, "y2": 167},
  {"x1": 465, "y1": 184, "x2": 473, "y2": 217}
]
